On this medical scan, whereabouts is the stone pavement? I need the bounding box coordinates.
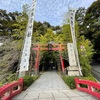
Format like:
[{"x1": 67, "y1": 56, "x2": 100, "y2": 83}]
[{"x1": 12, "y1": 71, "x2": 97, "y2": 100}]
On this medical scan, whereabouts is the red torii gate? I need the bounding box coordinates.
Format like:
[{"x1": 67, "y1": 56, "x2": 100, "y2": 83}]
[{"x1": 32, "y1": 43, "x2": 66, "y2": 74}]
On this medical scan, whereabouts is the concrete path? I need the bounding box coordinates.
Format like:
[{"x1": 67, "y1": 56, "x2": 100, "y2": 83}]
[{"x1": 12, "y1": 71, "x2": 97, "y2": 100}]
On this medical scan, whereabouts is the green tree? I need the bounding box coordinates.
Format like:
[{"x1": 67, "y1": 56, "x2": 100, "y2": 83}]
[
  {"x1": 82, "y1": 0, "x2": 100, "y2": 60},
  {"x1": 76, "y1": 7, "x2": 86, "y2": 26},
  {"x1": 0, "y1": 9, "x2": 19, "y2": 36},
  {"x1": 61, "y1": 24, "x2": 72, "y2": 43},
  {"x1": 78, "y1": 36, "x2": 94, "y2": 76},
  {"x1": 11, "y1": 13, "x2": 28, "y2": 40},
  {"x1": 63, "y1": 10, "x2": 94, "y2": 76}
]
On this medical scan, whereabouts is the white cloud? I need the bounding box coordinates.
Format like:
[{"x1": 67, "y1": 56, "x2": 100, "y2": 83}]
[
  {"x1": 0, "y1": 0, "x2": 96, "y2": 26},
  {"x1": 0, "y1": 0, "x2": 31, "y2": 12}
]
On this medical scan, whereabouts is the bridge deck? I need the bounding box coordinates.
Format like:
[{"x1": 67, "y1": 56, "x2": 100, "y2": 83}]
[{"x1": 12, "y1": 72, "x2": 97, "y2": 100}]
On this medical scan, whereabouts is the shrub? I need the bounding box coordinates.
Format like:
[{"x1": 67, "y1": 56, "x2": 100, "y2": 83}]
[
  {"x1": 23, "y1": 75, "x2": 34, "y2": 89},
  {"x1": 6, "y1": 73, "x2": 18, "y2": 82},
  {"x1": 62, "y1": 76, "x2": 77, "y2": 89},
  {"x1": 77, "y1": 76, "x2": 97, "y2": 88},
  {"x1": 78, "y1": 36, "x2": 94, "y2": 77},
  {"x1": 80, "y1": 75, "x2": 96, "y2": 82},
  {"x1": 0, "y1": 73, "x2": 18, "y2": 86},
  {"x1": 23, "y1": 75, "x2": 39, "y2": 89},
  {"x1": 32, "y1": 75, "x2": 39, "y2": 81},
  {"x1": 62, "y1": 75, "x2": 96, "y2": 89},
  {"x1": 0, "y1": 82, "x2": 3, "y2": 87}
]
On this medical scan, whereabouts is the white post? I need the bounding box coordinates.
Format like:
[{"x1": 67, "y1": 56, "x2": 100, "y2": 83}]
[
  {"x1": 19, "y1": 0, "x2": 37, "y2": 77},
  {"x1": 68, "y1": 7, "x2": 82, "y2": 76}
]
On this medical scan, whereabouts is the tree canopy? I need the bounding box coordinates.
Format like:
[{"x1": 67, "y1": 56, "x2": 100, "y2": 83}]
[
  {"x1": 76, "y1": 0, "x2": 100, "y2": 60},
  {"x1": 0, "y1": 1, "x2": 99, "y2": 81}
]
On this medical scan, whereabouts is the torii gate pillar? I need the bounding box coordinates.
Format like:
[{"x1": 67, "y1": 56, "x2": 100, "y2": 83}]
[
  {"x1": 32, "y1": 43, "x2": 65, "y2": 74},
  {"x1": 34, "y1": 44, "x2": 40, "y2": 74}
]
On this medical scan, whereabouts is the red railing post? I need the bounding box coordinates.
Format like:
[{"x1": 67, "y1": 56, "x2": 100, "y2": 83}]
[
  {"x1": 74, "y1": 78, "x2": 79, "y2": 88},
  {"x1": 18, "y1": 78, "x2": 24, "y2": 91},
  {"x1": 0, "y1": 78, "x2": 24, "y2": 100},
  {"x1": 74, "y1": 78, "x2": 100, "y2": 99}
]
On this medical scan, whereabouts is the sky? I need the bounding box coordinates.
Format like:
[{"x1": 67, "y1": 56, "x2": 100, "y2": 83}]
[{"x1": 0, "y1": 0, "x2": 96, "y2": 26}]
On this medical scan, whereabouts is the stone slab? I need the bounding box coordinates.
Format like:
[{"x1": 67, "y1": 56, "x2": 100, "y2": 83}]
[
  {"x1": 12, "y1": 72, "x2": 97, "y2": 100},
  {"x1": 39, "y1": 93, "x2": 53, "y2": 99},
  {"x1": 52, "y1": 92, "x2": 68, "y2": 98},
  {"x1": 70, "y1": 97, "x2": 86, "y2": 100}
]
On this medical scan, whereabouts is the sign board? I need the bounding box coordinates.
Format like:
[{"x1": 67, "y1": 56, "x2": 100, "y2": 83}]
[
  {"x1": 69, "y1": 7, "x2": 76, "y2": 46},
  {"x1": 19, "y1": 0, "x2": 37, "y2": 72},
  {"x1": 68, "y1": 7, "x2": 81, "y2": 69},
  {"x1": 67, "y1": 43, "x2": 77, "y2": 66}
]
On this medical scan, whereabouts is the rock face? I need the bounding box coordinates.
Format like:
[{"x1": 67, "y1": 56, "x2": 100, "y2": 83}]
[{"x1": 0, "y1": 37, "x2": 22, "y2": 81}]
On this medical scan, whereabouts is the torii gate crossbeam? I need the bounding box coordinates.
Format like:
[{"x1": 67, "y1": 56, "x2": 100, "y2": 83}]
[{"x1": 32, "y1": 44, "x2": 65, "y2": 74}]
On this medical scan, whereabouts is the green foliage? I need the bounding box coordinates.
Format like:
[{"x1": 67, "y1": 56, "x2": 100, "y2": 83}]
[
  {"x1": 39, "y1": 28, "x2": 55, "y2": 43},
  {"x1": 23, "y1": 76, "x2": 34, "y2": 88},
  {"x1": 33, "y1": 21, "x2": 45, "y2": 35},
  {"x1": 32, "y1": 26, "x2": 68, "y2": 64},
  {"x1": 78, "y1": 36, "x2": 94, "y2": 76},
  {"x1": 16, "y1": 39, "x2": 23, "y2": 51},
  {"x1": 32, "y1": 27, "x2": 67, "y2": 44},
  {"x1": 62, "y1": 24, "x2": 72, "y2": 43},
  {"x1": 0, "y1": 9, "x2": 20, "y2": 36},
  {"x1": 76, "y1": 0, "x2": 100, "y2": 59},
  {"x1": 23, "y1": 75, "x2": 39, "y2": 89},
  {"x1": 0, "y1": 74, "x2": 39, "y2": 88},
  {"x1": 0, "y1": 39, "x2": 23, "y2": 82},
  {"x1": 0, "y1": 7, "x2": 64, "y2": 82},
  {"x1": 75, "y1": 7, "x2": 86, "y2": 26},
  {"x1": 0, "y1": 82, "x2": 3, "y2": 87},
  {"x1": 12, "y1": 13, "x2": 28, "y2": 40},
  {"x1": 6, "y1": 73, "x2": 18, "y2": 82},
  {"x1": 63, "y1": 9, "x2": 94, "y2": 77},
  {"x1": 62, "y1": 76, "x2": 76, "y2": 89},
  {"x1": 0, "y1": 73, "x2": 18, "y2": 86},
  {"x1": 81, "y1": 76, "x2": 96, "y2": 82},
  {"x1": 79, "y1": 76, "x2": 96, "y2": 88},
  {"x1": 62, "y1": 75, "x2": 96, "y2": 89}
]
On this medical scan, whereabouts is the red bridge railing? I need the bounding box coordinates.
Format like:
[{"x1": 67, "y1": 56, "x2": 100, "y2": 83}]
[
  {"x1": 74, "y1": 78, "x2": 100, "y2": 99},
  {"x1": 0, "y1": 78, "x2": 24, "y2": 100}
]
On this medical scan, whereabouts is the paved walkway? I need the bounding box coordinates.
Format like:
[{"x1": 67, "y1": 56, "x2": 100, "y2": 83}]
[{"x1": 13, "y1": 71, "x2": 97, "y2": 100}]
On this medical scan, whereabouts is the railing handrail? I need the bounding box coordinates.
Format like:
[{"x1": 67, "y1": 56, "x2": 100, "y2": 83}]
[
  {"x1": 74, "y1": 78, "x2": 100, "y2": 99},
  {"x1": 92, "y1": 68, "x2": 100, "y2": 74},
  {"x1": 0, "y1": 78, "x2": 24, "y2": 100}
]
